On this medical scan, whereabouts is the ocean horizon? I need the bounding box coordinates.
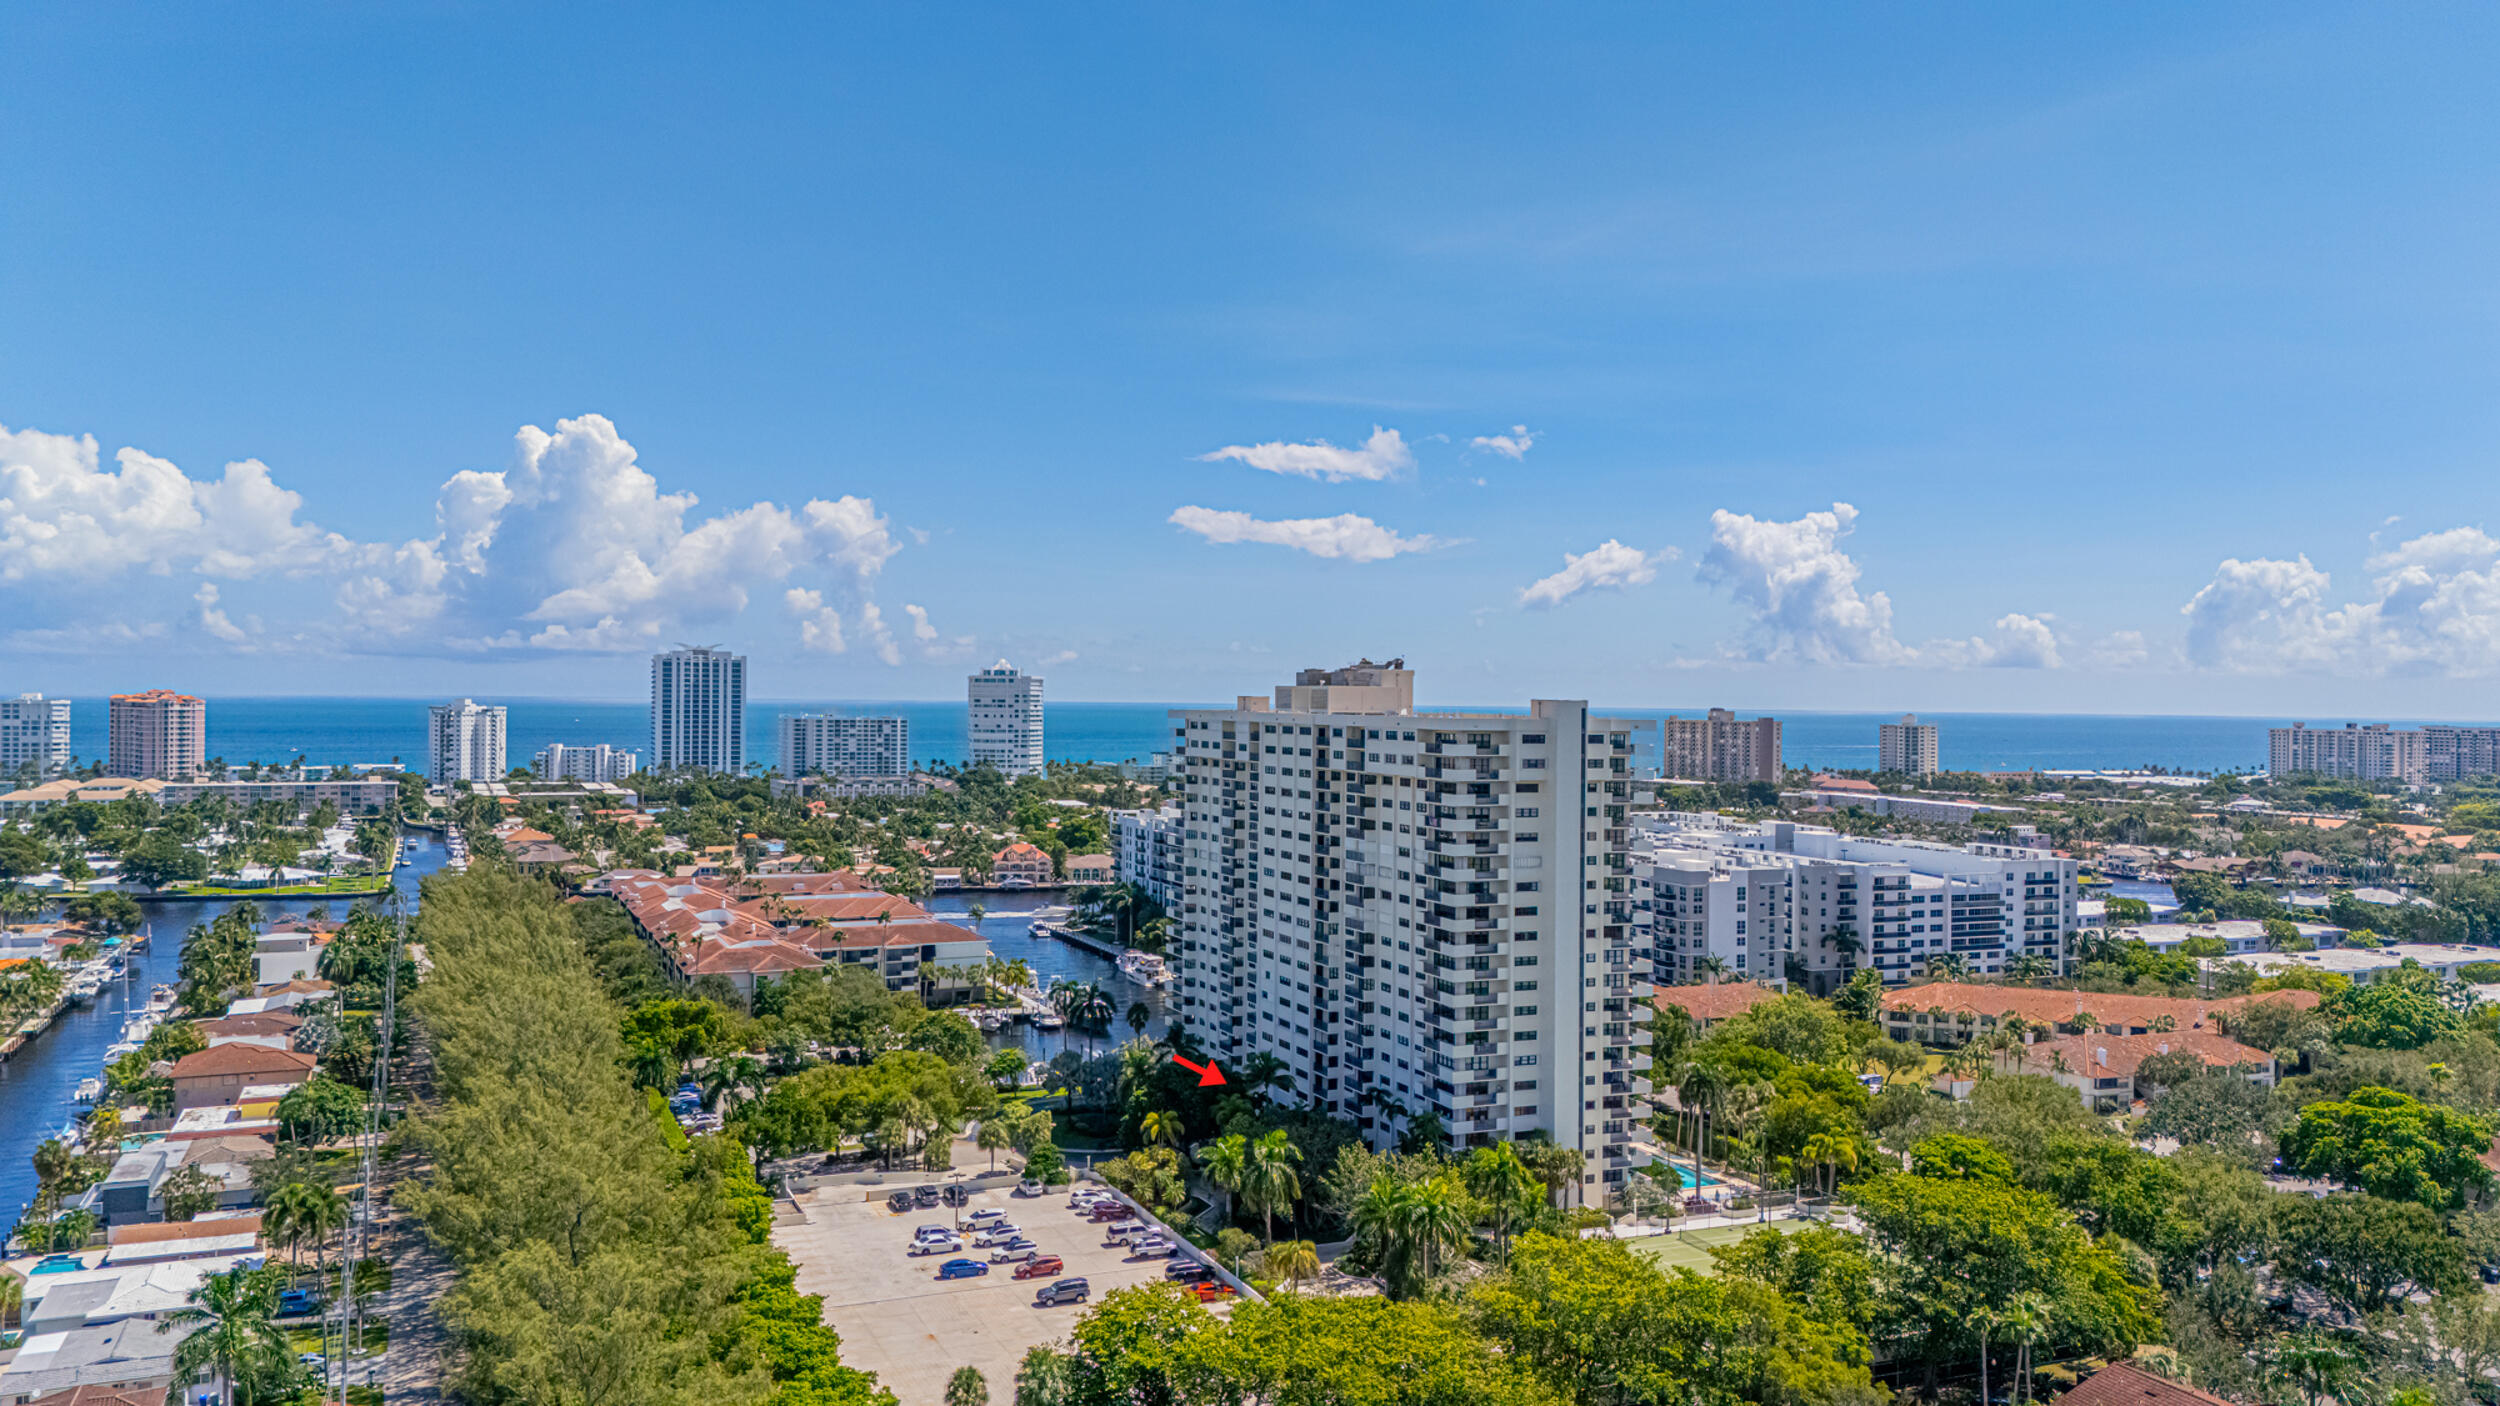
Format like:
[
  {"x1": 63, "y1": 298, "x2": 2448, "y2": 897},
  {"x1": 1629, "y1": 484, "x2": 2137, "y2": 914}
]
[{"x1": 40, "y1": 697, "x2": 2500, "y2": 777}]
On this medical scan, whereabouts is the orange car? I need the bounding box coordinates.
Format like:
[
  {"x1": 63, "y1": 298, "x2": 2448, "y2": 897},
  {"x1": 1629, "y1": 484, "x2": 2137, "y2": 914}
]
[
  {"x1": 1013, "y1": 1256, "x2": 1066, "y2": 1280},
  {"x1": 1189, "y1": 1281, "x2": 1236, "y2": 1301}
]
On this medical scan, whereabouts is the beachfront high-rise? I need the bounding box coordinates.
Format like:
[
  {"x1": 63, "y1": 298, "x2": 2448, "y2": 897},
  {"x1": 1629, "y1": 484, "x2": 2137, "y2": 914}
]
[
  {"x1": 1660, "y1": 707, "x2": 1782, "y2": 783},
  {"x1": 1878, "y1": 713, "x2": 1940, "y2": 777},
  {"x1": 107, "y1": 690, "x2": 206, "y2": 780},
  {"x1": 426, "y1": 699, "x2": 508, "y2": 785},
  {"x1": 651, "y1": 647, "x2": 747, "y2": 773},
  {"x1": 778, "y1": 714, "x2": 909, "y2": 780},
  {"x1": 534, "y1": 743, "x2": 641, "y2": 783},
  {"x1": 0, "y1": 694, "x2": 73, "y2": 780},
  {"x1": 1172, "y1": 660, "x2": 1653, "y2": 1198},
  {"x1": 968, "y1": 661, "x2": 1044, "y2": 776}
]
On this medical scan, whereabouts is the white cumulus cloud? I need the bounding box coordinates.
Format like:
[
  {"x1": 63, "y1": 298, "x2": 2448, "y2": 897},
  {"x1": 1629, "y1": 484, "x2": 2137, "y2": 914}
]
[
  {"x1": 1471, "y1": 425, "x2": 1536, "y2": 460},
  {"x1": 1197, "y1": 426, "x2": 1414, "y2": 482},
  {"x1": 1168, "y1": 506, "x2": 1442, "y2": 562},
  {"x1": 786, "y1": 588, "x2": 847, "y2": 654},
  {"x1": 1519, "y1": 539, "x2": 1667, "y2": 608},
  {"x1": 2181, "y1": 526, "x2": 2500, "y2": 675}
]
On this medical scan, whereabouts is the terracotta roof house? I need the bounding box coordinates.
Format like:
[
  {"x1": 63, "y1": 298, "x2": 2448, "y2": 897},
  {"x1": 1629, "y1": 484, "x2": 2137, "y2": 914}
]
[
  {"x1": 1810, "y1": 774, "x2": 1882, "y2": 794},
  {"x1": 166, "y1": 1044, "x2": 319, "y2": 1113},
  {"x1": 1986, "y1": 1028, "x2": 2277, "y2": 1113},
  {"x1": 1064, "y1": 853, "x2": 1114, "y2": 883},
  {"x1": 21, "y1": 1383, "x2": 171, "y2": 1406},
  {"x1": 992, "y1": 842, "x2": 1053, "y2": 886},
  {"x1": 601, "y1": 868, "x2": 990, "y2": 1003},
  {"x1": 1880, "y1": 982, "x2": 2319, "y2": 1048},
  {"x1": 2057, "y1": 1361, "x2": 2239, "y2": 1406},
  {"x1": 1652, "y1": 982, "x2": 1781, "y2": 1026}
]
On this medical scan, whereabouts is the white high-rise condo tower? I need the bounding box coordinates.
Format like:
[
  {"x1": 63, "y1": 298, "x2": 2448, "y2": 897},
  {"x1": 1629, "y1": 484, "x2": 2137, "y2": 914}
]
[
  {"x1": 534, "y1": 743, "x2": 641, "y2": 783},
  {"x1": 968, "y1": 661, "x2": 1044, "y2": 776},
  {"x1": 427, "y1": 699, "x2": 508, "y2": 785},
  {"x1": 1878, "y1": 714, "x2": 1940, "y2": 777},
  {"x1": 1172, "y1": 659, "x2": 1654, "y2": 1199},
  {"x1": 779, "y1": 714, "x2": 910, "y2": 780},
  {"x1": 651, "y1": 647, "x2": 747, "y2": 773},
  {"x1": 0, "y1": 694, "x2": 73, "y2": 779}
]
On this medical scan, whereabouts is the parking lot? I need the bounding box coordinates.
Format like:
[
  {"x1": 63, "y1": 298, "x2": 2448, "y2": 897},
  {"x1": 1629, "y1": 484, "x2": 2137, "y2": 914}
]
[{"x1": 778, "y1": 1182, "x2": 1197, "y2": 1405}]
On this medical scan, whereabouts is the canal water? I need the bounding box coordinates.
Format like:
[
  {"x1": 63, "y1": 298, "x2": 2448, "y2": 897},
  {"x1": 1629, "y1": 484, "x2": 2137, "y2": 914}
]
[
  {"x1": 0, "y1": 832, "x2": 452, "y2": 1231},
  {"x1": 914, "y1": 894, "x2": 1174, "y2": 1062}
]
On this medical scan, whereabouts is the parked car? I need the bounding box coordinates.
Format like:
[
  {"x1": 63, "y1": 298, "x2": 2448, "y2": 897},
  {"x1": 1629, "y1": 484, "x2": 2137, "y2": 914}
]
[
  {"x1": 1165, "y1": 1261, "x2": 1214, "y2": 1283},
  {"x1": 942, "y1": 1185, "x2": 969, "y2": 1207},
  {"x1": 910, "y1": 1237, "x2": 965, "y2": 1256},
  {"x1": 974, "y1": 1226, "x2": 1022, "y2": 1246},
  {"x1": 914, "y1": 1225, "x2": 960, "y2": 1242},
  {"x1": 1089, "y1": 1204, "x2": 1134, "y2": 1222},
  {"x1": 912, "y1": 1186, "x2": 941, "y2": 1207},
  {"x1": 1189, "y1": 1281, "x2": 1236, "y2": 1302},
  {"x1": 1104, "y1": 1221, "x2": 1149, "y2": 1241},
  {"x1": 886, "y1": 1193, "x2": 912, "y2": 1213},
  {"x1": 1129, "y1": 1239, "x2": 1177, "y2": 1259},
  {"x1": 991, "y1": 1245, "x2": 1040, "y2": 1264},
  {"x1": 1034, "y1": 1277, "x2": 1091, "y2": 1307},
  {"x1": 968, "y1": 1208, "x2": 1007, "y2": 1224},
  {"x1": 277, "y1": 1288, "x2": 326, "y2": 1316},
  {"x1": 937, "y1": 1258, "x2": 990, "y2": 1280},
  {"x1": 1014, "y1": 1255, "x2": 1066, "y2": 1280},
  {"x1": 1000, "y1": 1237, "x2": 1038, "y2": 1253},
  {"x1": 1015, "y1": 1179, "x2": 1045, "y2": 1197}
]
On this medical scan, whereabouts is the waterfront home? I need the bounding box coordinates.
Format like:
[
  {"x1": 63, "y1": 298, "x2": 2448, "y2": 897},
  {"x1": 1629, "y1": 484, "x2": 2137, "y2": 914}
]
[
  {"x1": 192, "y1": 1011, "x2": 303, "y2": 1050},
  {"x1": 16, "y1": 1254, "x2": 258, "y2": 1334},
  {"x1": 992, "y1": 842, "x2": 1053, "y2": 885},
  {"x1": 1879, "y1": 982, "x2": 2320, "y2": 1048},
  {"x1": 603, "y1": 869, "x2": 990, "y2": 1003},
  {"x1": 1063, "y1": 853, "x2": 1113, "y2": 884},
  {"x1": 165, "y1": 1044, "x2": 318, "y2": 1114},
  {"x1": 2107, "y1": 918, "x2": 2343, "y2": 955},
  {"x1": 2215, "y1": 942, "x2": 2495, "y2": 987}
]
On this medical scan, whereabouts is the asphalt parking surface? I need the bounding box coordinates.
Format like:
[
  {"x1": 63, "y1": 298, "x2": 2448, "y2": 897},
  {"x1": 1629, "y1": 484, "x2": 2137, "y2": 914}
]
[{"x1": 779, "y1": 1182, "x2": 1191, "y2": 1405}]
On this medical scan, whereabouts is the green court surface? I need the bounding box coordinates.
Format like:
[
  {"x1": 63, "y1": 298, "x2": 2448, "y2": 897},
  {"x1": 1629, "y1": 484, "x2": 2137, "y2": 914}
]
[{"x1": 1626, "y1": 1219, "x2": 1793, "y2": 1273}]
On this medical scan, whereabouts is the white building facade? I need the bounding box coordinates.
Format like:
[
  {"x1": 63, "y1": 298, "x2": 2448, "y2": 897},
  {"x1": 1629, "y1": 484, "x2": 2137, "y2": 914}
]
[
  {"x1": 1636, "y1": 816, "x2": 2079, "y2": 994},
  {"x1": 534, "y1": 743, "x2": 641, "y2": 783},
  {"x1": 0, "y1": 694, "x2": 72, "y2": 779},
  {"x1": 651, "y1": 648, "x2": 746, "y2": 773},
  {"x1": 1878, "y1": 714, "x2": 1940, "y2": 776},
  {"x1": 1173, "y1": 661, "x2": 1653, "y2": 1195},
  {"x1": 1112, "y1": 803, "x2": 1186, "y2": 914},
  {"x1": 968, "y1": 662, "x2": 1044, "y2": 775},
  {"x1": 426, "y1": 699, "x2": 507, "y2": 785},
  {"x1": 778, "y1": 714, "x2": 910, "y2": 780}
]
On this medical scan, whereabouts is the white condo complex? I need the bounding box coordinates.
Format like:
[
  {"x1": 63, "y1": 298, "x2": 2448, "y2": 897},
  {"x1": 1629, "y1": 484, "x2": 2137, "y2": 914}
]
[
  {"x1": 0, "y1": 694, "x2": 73, "y2": 779},
  {"x1": 534, "y1": 743, "x2": 641, "y2": 783},
  {"x1": 1638, "y1": 814, "x2": 2078, "y2": 994},
  {"x1": 651, "y1": 647, "x2": 746, "y2": 773},
  {"x1": 1173, "y1": 660, "x2": 1653, "y2": 1197},
  {"x1": 426, "y1": 699, "x2": 507, "y2": 785},
  {"x1": 968, "y1": 661, "x2": 1044, "y2": 776},
  {"x1": 1878, "y1": 714, "x2": 1940, "y2": 776},
  {"x1": 778, "y1": 714, "x2": 910, "y2": 780}
]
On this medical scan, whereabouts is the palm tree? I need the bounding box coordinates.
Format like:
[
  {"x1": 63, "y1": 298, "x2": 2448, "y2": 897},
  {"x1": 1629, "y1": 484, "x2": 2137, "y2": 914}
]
[
  {"x1": 1242, "y1": 1128, "x2": 1304, "y2": 1242},
  {"x1": 1522, "y1": 1141, "x2": 1585, "y2": 1208},
  {"x1": 1200, "y1": 1133, "x2": 1250, "y2": 1225},
  {"x1": 1401, "y1": 1175, "x2": 1473, "y2": 1283},
  {"x1": 262, "y1": 1181, "x2": 328, "y2": 1273},
  {"x1": 976, "y1": 1119, "x2": 1012, "y2": 1171},
  {"x1": 1047, "y1": 984, "x2": 1081, "y2": 1055},
  {"x1": 946, "y1": 1365, "x2": 990, "y2": 1406},
  {"x1": 2004, "y1": 1289, "x2": 2053, "y2": 1406},
  {"x1": 1072, "y1": 984, "x2": 1114, "y2": 1052},
  {"x1": 1125, "y1": 1001, "x2": 1152, "y2": 1041},
  {"x1": 701, "y1": 1054, "x2": 764, "y2": 1112},
  {"x1": 1014, "y1": 1344, "x2": 1074, "y2": 1406},
  {"x1": 1801, "y1": 1131, "x2": 1859, "y2": 1196},
  {"x1": 1461, "y1": 1143, "x2": 1539, "y2": 1259},
  {"x1": 1136, "y1": 1110, "x2": 1182, "y2": 1150},
  {"x1": 159, "y1": 1265, "x2": 289, "y2": 1406},
  {"x1": 1237, "y1": 1051, "x2": 1291, "y2": 1105},
  {"x1": 0, "y1": 1273, "x2": 21, "y2": 1339},
  {"x1": 1260, "y1": 1238, "x2": 1321, "y2": 1292}
]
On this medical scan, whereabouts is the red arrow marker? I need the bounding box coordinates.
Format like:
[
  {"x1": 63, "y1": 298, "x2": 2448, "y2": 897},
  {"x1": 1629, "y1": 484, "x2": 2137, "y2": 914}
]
[{"x1": 1172, "y1": 1055, "x2": 1227, "y2": 1087}]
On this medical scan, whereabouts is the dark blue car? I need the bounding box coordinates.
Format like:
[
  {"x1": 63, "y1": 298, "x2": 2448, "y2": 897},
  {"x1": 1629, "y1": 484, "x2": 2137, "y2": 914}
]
[{"x1": 937, "y1": 1259, "x2": 990, "y2": 1280}]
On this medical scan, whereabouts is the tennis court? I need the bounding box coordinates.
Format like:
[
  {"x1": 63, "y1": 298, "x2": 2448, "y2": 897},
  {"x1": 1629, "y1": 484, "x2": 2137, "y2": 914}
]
[{"x1": 1627, "y1": 1219, "x2": 1791, "y2": 1273}]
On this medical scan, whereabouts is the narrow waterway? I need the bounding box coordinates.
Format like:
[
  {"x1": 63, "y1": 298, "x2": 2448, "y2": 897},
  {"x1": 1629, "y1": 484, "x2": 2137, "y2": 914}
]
[
  {"x1": 0, "y1": 831, "x2": 452, "y2": 1229},
  {"x1": 914, "y1": 894, "x2": 1174, "y2": 1062}
]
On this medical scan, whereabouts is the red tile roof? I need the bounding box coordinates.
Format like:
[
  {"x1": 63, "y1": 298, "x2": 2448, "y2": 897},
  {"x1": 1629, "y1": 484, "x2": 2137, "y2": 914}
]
[
  {"x1": 2057, "y1": 1361, "x2": 2240, "y2": 1406},
  {"x1": 1881, "y1": 982, "x2": 2319, "y2": 1033},
  {"x1": 168, "y1": 1044, "x2": 320, "y2": 1081},
  {"x1": 2013, "y1": 1028, "x2": 2273, "y2": 1079},
  {"x1": 1652, "y1": 982, "x2": 1781, "y2": 1021}
]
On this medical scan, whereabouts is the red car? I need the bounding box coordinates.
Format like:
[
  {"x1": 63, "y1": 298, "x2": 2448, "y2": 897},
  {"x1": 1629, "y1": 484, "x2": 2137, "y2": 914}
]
[{"x1": 1014, "y1": 1256, "x2": 1066, "y2": 1280}]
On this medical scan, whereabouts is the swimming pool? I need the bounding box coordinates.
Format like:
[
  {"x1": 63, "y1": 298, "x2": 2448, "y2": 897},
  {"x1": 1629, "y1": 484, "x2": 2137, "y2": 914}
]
[{"x1": 1667, "y1": 1164, "x2": 1722, "y2": 1189}]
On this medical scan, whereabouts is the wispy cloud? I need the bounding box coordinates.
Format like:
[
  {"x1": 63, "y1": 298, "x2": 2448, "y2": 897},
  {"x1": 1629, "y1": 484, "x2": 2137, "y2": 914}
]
[
  {"x1": 1470, "y1": 425, "x2": 1536, "y2": 460},
  {"x1": 1197, "y1": 426, "x2": 1414, "y2": 482},
  {"x1": 1519, "y1": 539, "x2": 1667, "y2": 608},
  {"x1": 1168, "y1": 506, "x2": 1442, "y2": 562}
]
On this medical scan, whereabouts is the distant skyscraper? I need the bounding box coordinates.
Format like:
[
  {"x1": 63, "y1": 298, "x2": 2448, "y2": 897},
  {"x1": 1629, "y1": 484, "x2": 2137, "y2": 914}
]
[
  {"x1": 779, "y1": 714, "x2": 909, "y2": 780},
  {"x1": 968, "y1": 661, "x2": 1044, "y2": 775},
  {"x1": 108, "y1": 690, "x2": 206, "y2": 780},
  {"x1": 0, "y1": 694, "x2": 73, "y2": 780},
  {"x1": 534, "y1": 743, "x2": 641, "y2": 783},
  {"x1": 1878, "y1": 714, "x2": 1940, "y2": 777},
  {"x1": 1660, "y1": 708, "x2": 1782, "y2": 783},
  {"x1": 651, "y1": 647, "x2": 747, "y2": 773},
  {"x1": 427, "y1": 699, "x2": 508, "y2": 784}
]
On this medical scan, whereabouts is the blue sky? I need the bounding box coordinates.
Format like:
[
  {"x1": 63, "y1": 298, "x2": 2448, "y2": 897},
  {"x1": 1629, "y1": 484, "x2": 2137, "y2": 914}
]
[{"x1": 6, "y1": 5, "x2": 2500, "y2": 715}]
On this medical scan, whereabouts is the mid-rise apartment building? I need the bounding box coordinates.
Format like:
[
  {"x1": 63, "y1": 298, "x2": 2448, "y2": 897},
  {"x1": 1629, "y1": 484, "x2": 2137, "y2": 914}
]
[
  {"x1": 1173, "y1": 660, "x2": 1653, "y2": 1195},
  {"x1": 534, "y1": 743, "x2": 641, "y2": 783},
  {"x1": 651, "y1": 647, "x2": 746, "y2": 773},
  {"x1": 1112, "y1": 803, "x2": 1186, "y2": 914},
  {"x1": 1878, "y1": 714, "x2": 1940, "y2": 776},
  {"x1": 1660, "y1": 708, "x2": 1782, "y2": 783},
  {"x1": 0, "y1": 694, "x2": 72, "y2": 779},
  {"x1": 426, "y1": 699, "x2": 507, "y2": 785},
  {"x1": 778, "y1": 714, "x2": 909, "y2": 780},
  {"x1": 2266, "y1": 722, "x2": 2500, "y2": 784},
  {"x1": 156, "y1": 777, "x2": 400, "y2": 815},
  {"x1": 1636, "y1": 815, "x2": 2078, "y2": 994},
  {"x1": 968, "y1": 662, "x2": 1044, "y2": 775},
  {"x1": 107, "y1": 690, "x2": 206, "y2": 780}
]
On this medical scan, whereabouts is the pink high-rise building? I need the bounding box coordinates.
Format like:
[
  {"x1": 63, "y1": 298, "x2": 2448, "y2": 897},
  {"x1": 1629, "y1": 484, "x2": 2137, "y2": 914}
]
[{"x1": 108, "y1": 689, "x2": 207, "y2": 779}]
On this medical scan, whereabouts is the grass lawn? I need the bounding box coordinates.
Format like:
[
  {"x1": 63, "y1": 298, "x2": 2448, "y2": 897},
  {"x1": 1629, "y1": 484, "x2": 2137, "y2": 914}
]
[
  {"x1": 1628, "y1": 1219, "x2": 1790, "y2": 1274},
  {"x1": 166, "y1": 874, "x2": 394, "y2": 898}
]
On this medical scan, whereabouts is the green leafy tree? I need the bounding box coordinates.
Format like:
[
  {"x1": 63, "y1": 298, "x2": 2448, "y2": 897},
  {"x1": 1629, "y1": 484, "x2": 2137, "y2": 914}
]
[
  {"x1": 275, "y1": 1073, "x2": 367, "y2": 1147},
  {"x1": 2270, "y1": 1194, "x2": 2469, "y2": 1315},
  {"x1": 2280, "y1": 1085, "x2": 2494, "y2": 1208},
  {"x1": 946, "y1": 1365, "x2": 989, "y2": 1406},
  {"x1": 2329, "y1": 973, "x2": 2466, "y2": 1049}
]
